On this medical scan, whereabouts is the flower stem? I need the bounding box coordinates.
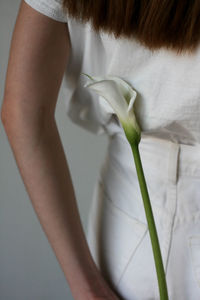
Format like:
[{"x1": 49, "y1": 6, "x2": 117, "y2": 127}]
[{"x1": 131, "y1": 143, "x2": 169, "y2": 300}]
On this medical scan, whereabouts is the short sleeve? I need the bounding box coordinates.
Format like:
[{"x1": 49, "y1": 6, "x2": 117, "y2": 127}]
[{"x1": 23, "y1": 0, "x2": 68, "y2": 23}]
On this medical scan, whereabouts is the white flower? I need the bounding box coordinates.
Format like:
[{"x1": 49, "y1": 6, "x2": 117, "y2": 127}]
[{"x1": 83, "y1": 73, "x2": 141, "y2": 145}]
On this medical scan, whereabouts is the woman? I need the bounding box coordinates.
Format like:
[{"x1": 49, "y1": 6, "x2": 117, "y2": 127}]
[{"x1": 1, "y1": 1, "x2": 200, "y2": 299}]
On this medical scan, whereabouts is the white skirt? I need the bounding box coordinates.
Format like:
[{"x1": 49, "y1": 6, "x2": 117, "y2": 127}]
[{"x1": 86, "y1": 131, "x2": 200, "y2": 300}]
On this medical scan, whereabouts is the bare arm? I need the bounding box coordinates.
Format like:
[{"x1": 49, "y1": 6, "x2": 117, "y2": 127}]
[{"x1": 1, "y1": 1, "x2": 120, "y2": 299}]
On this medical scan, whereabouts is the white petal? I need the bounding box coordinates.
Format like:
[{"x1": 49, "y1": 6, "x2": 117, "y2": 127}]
[
  {"x1": 85, "y1": 79, "x2": 128, "y2": 120},
  {"x1": 83, "y1": 74, "x2": 137, "y2": 105},
  {"x1": 106, "y1": 76, "x2": 137, "y2": 104},
  {"x1": 83, "y1": 73, "x2": 106, "y2": 86},
  {"x1": 127, "y1": 94, "x2": 137, "y2": 113},
  {"x1": 98, "y1": 95, "x2": 115, "y2": 114}
]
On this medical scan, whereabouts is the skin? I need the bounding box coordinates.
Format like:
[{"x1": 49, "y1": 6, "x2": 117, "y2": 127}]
[{"x1": 1, "y1": 1, "x2": 121, "y2": 299}]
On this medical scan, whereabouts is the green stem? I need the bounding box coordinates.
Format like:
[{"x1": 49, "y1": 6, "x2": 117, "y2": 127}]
[{"x1": 131, "y1": 143, "x2": 169, "y2": 300}]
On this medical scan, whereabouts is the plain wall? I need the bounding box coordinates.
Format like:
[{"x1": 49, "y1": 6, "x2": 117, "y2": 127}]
[{"x1": 0, "y1": 1, "x2": 108, "y2": 299}]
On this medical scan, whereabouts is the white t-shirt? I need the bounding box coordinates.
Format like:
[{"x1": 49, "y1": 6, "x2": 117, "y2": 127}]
[{"x1": 24, "y1": 0, "x2": 200, "y2": 146}]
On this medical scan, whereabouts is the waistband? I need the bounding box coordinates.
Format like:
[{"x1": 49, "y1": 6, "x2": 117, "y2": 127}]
[{"x1": 108, "y1": 132, "x2": 200, "y2": 185}]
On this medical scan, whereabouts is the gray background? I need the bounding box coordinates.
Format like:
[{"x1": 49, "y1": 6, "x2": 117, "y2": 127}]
[{"x1": 0, "y1": 1, "x2": 108, "y2": 299}]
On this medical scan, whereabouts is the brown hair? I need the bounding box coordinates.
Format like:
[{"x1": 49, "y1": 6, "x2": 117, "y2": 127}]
[{"x1": 62, "y1": 0, "x2": 200, "y2": 55}]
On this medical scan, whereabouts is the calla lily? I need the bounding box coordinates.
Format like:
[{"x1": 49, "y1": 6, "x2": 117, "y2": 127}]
[
  {"x1": 83, "y1": 73, "x2": 141, "y2": 145},
  {"x1": 83, "y1": 73, "x2": 169, "y2": 300}
]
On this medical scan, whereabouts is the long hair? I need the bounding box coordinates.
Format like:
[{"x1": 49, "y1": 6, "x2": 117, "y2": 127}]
[{"x1": 62, "y1": 0, "x2": 200, "y2": 55}]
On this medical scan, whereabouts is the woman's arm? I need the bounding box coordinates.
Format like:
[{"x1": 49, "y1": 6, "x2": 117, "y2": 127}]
[{"x1": 1, "y1": 1, "x2": 120, "y2": 299}]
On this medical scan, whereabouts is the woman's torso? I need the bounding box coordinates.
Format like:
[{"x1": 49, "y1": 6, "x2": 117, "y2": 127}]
[{"x1": 63, "y1": 18, "x2": 200, "y2": 146}]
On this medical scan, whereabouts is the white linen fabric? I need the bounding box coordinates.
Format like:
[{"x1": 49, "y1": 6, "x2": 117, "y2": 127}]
[
  {"x1": 23, "y1": 1, "x2": 200, "y2": 299},
  {"x1": 87, "y1": 133, "x2": 200, "y2": 300}
]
